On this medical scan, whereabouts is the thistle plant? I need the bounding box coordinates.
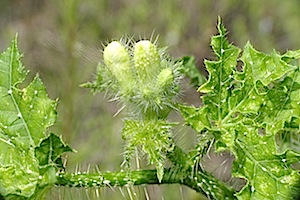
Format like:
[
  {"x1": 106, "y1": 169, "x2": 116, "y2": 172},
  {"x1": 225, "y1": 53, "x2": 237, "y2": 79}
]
[{"x1": 0, "y1": 18, "x2": 300, "y2": 200}]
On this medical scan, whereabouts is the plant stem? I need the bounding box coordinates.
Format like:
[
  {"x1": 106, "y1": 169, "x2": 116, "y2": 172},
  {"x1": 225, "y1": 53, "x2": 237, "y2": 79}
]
[
  {"x1": 56, "y1": 145, "x2": 236, "y2": 199},
  {"x1": 56, "y1": 169, "x2": 180, "y2": 188},
  {"x1": 56, "y1": 167, "x2": 235, "y2": 199}
]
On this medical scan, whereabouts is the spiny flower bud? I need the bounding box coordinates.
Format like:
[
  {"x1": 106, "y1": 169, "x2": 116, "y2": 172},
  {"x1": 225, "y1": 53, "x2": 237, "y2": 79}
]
[
  {"x1": 134, "y1": 40, "x2": 160, "y2": 82},
  {"x1": 156, "y1": 68, "x2": 174, "y2": 90},
  {"x1": 97, "y1": 39, "x2": 181, "y2": 117},
  {"x1": 103, "y1": 41, "x2": 132, "y2": 83}
]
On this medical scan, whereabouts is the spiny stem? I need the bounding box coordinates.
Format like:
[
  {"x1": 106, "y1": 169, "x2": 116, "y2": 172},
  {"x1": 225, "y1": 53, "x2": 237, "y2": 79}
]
[
  {"x1": 56, "y1": 168, "x2": 235, "y2": 199},
  {"x1": 56, "y1": 145, "x2": 236, "y2": 199},
  {"x1": 56, "y1": 169, "x2": 181, "y2": 188}
]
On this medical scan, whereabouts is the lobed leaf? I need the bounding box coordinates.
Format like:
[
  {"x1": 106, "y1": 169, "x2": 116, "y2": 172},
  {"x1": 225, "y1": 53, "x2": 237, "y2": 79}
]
[
  {"x1": 0, "y1": 131, "x2": 39, "y2": 198},
  {"x1": 35, "y1": 133, "x2": 73, "y2": 168},
  {"x1": 0, "y1": 37, "x2": 72, "y2": 198},
  {"x1": 181, "y1": 19, "x2": 300, "y2": 199}
]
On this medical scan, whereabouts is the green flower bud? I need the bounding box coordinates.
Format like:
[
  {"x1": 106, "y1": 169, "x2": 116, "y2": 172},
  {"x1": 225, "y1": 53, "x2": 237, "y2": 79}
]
[
  {"x1": 156, "y1": 68, "x2": 174, "y2": 90},
  {"x1": 103, "y1": 41, "x2": 132, "y2": 83},
  {"x1": 134, "y1": 40, "x2": 160, "y2": 82}
]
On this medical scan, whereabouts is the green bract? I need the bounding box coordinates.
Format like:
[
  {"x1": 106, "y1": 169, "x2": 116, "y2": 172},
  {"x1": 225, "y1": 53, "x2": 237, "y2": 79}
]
[{"x1": 122, "y1": 119, "x2": 175, "y2": 182}]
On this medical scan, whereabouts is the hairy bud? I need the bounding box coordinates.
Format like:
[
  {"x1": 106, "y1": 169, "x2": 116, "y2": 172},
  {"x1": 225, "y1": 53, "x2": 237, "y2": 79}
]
[
  {"x1": 156, "y1": 68, "x2": 174, "y2": 90},
  {"x1": 134, "y1": 40, "x2": 160, "y2": 82},
  {"x1": 103, "y1": 41, "x2": 132, "y2": 83}
]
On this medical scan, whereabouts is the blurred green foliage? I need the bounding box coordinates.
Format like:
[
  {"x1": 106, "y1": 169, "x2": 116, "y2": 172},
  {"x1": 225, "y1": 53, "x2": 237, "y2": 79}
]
[{"x1": 1, "y1": 0, "x2": 300, "y2": 199}]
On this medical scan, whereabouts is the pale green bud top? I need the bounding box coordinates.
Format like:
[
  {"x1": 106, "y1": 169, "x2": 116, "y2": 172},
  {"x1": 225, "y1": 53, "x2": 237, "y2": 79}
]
[
  {"x1": 103, "y1": 41, "x2": 132, "y2": 83},
  {"x1": 134, "y1": 40, "x2": 160, "y2": 81},
  {"x1": 156, "y1": 68, "x2": 174, "y2": 89}
]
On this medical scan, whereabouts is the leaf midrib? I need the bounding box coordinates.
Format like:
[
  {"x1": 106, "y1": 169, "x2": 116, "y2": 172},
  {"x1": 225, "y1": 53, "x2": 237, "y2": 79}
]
[{"x1": 8, "y1": 43, "x2": 33, "y2": 146}]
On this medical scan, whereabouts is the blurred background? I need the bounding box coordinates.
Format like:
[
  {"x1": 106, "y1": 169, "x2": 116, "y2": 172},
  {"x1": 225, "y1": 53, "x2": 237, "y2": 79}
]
[{"x1": 1, "y1": 0, "x2": 300, "y2": 199}]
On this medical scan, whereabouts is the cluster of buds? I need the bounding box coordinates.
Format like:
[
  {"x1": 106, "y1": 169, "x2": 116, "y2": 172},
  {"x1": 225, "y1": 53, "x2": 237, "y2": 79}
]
[{"x1": 100, "y1": 39, "x2": 182, "y2": 119}]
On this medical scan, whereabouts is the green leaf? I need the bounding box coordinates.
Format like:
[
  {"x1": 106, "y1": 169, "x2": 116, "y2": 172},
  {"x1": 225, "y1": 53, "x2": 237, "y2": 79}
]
[
  {"x1": 231, "y1": 125, "x2": 300, "y2": 199},
  {"x1": 181, "y1": 19, "x2": 300, "y2": 199},
  {"x1": 35, "y1": 133, "x2": 74, "y2": 189},
  {"x1": 35, "y1": 133, "x2": 73, "y2": 168},
  {"x1": 0, "y1": 38, "x2": 57, "y2": 148},
  {"x1": 0, "y1": 131, "x2": 39, "y2": 198},
  {"x1": 179, "y1": 105, "x2": 210, "y2": 132},
  {"x1": 282, "y1": 49, "x2": 300, "y2": 60},
  {"x1": 198, "y1": 20, "x2": 241, "y2": 124},
  {"x1": 179, "y1": 56, "x2": 206, "y2": 87},
  {"x1": 241, "y1": 43, "x2": 296, "y2": 86},
  {"x1": 0, "y1": 37, "x2": 70, "y2": 198}
]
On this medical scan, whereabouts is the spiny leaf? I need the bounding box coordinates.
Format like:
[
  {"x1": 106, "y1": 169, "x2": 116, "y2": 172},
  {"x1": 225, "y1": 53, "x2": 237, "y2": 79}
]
[
  {"x1": 35, "y1": 133, "x2": 73, "y2": 190},
  {"x1": 242, "y1": 43, "x2": 296, "y2": 86},
  {"x1": 0, "y1": 131, "x2": 39, "y2": 198},
  {"x1": 35, "y1": 133, "x2": 73, "y2": 168},
  {"x1": 198, "y1": 19, "x2": 241, "y2": 124},
  {"x1": 179, "y1": 105, "x2": 210, "y2": 132},
  {"x1": 0, "y1": 38, "x2": 57, "y2": 148},
  {"x1": 233, "y1": 125, "x2": 300, "y2": 199},
  {"x1": 0, "y1": 37, "x2": 71, "y2": 198},
  {"x1": 181, "y1": 19, "x2": 300, "y2": 199}
]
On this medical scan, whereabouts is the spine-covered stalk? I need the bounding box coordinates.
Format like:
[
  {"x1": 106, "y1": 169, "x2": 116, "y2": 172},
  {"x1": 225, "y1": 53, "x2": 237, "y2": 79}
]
[
  {"x1": 56, "y1": 169, "x2": 235, "y2": 197},
  {"x1": 56, "y1": 144, "x2": 236, "y2": 199},
  {"x1": 56, "y1": 169, "x2": 179, "y2": 188}
]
